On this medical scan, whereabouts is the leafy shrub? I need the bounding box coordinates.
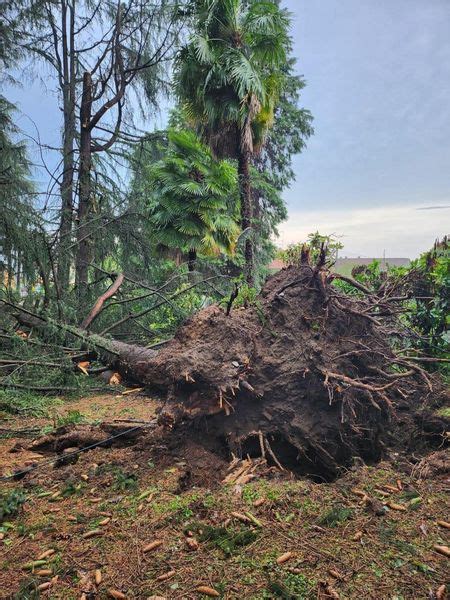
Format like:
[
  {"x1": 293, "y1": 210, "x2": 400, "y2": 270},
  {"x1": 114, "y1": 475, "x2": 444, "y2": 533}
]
[{"x1": 0, "y1": 489, "x2": 26, "y2": 522}]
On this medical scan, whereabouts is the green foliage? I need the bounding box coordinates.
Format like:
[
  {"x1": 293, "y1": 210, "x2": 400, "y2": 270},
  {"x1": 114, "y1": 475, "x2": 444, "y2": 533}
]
[
  {"x1": 318, "y1": 504, "x2": 353, "y2": 527},
  {"x1": 406, "y1": 238, "x2": 449, "y2": 358},
  {"x1": 145, "y1": 129, "x2": 240, "y2": 259},
  {"x1": 113, "y1": 469, "x2": 139, "y2": 492},
  {"x1": 0, "y1": 96, "x2": 44, "y2": 291},
  {"x1": 265, "y1": 570, "x2": 315, "y2": 599},
  {"x1": 0, "y1": 488, "x2": 26, "y2": 522},
  {"x1": 279, "y1": 232, "x2": 344, "y2": 266},
  {"x1": 174, "y1": 0, "x2": 290, "y2": 157},
  {"x1": 190, "y1": 522, "x2": 259, "y2": 557},
  {"x1": 54, "y1": 410, "x2": 85, "y2": 428},
  {"x1": 0, "y1": 389, "x2": 62, "y2": 417}
]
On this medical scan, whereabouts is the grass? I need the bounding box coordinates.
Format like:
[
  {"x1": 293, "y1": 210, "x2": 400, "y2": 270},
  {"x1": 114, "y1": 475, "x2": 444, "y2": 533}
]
[
  {"x1": 318, "y1": 504, "x2": 354, "y2": 527},
  {"x1": 0, "y1": 389, "x2": 63, "y2": 417},
  {"x1": 0, "y1": 393, "x2": 448, "y2": 599}
]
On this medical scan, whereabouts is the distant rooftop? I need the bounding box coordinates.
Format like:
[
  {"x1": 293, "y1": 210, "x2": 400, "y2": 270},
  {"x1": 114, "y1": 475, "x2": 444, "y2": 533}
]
[{"x1": 268, "y1": 257, "x2": 410, "y2": 273}]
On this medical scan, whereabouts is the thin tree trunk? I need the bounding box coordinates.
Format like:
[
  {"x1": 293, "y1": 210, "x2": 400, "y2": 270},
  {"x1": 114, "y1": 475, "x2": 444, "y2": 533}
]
[
  {"x1": 187, "y1": 249, "x2": 197, "y2": 272},
  {"x1": 237, "y1": 147, "x2": 254, "y2": 286},
  {"x1": 75, "y1": 71, "x2": 93, "y2": 305},
  {"x1": 56, "y1": 0, "x2": 76, "y2": 291}
]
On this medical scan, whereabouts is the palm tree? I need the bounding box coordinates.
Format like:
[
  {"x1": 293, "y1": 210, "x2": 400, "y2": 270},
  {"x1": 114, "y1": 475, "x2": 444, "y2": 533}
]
[
  {"x1": 146, "y1": 129, "x2": 240, "y2": 270},
  {"x1": 174, "y1": 0, "x2": 290, "y2": 283}
]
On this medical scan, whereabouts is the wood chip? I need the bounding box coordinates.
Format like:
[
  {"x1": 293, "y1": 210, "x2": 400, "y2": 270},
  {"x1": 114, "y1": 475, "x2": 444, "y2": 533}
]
[
  {"x1": 35, "y1": 569, "x2": 53, "y2": 576},
  {"x1": 328, "y1": 568, "x2": 343, "y2": 580},
  {"x1": 95, "y1": 569, "x2": 102, "y2": 585},
  {"x1": 37, "y1": 582, "x2": 52, "y2": 591},
  {"x1": 434, "y1": 545, "x2": 450, "y2": 558},
  {"x1": 276, "y1": 551, "x2": 294, "y2": 564},
  {"x1": 82, "y1": 529, "x2": 103, "y2": 539},
  {"x1": 143, "y1": 540, "x2": 163, "y2": 553},
  {"x1": 383, "y1": 484, "x2": 399, "y2": 493},
  {"x1": 374, "y1": 488, "x2": 390, "y2": 497},
  {"x1": 98, "y1": 517, "x2": 111, "y2": 526},
  {"x1": 156, "y1": 570, "x2": 176, "y2": 582},
  {"x1": 353, "y1": 531, "x2": 363, "y2": 541},
  {"x1": 436, "y1": 584, "x2": 447, "y2": 600},
  {"x1": 230, "y1": 511, "x2": 251, "y2": 523},
  {"x1": 253, "y1": 497, "x2": 265, "y2": 507},
  {"x1": 196, "y1": 586, "x2": 220, "y2": 597},
  {"x1": 351, "y1": 488, "x2": 366, "y2": 497},
  {"x1": 37, "y1": 549, "x2": 55, "y2": 560},
  {"x1": 437, "y1": 520, "x2": 450, "y2": 530},
  {"x1": 108, "y1": 590, "x2": 127, "y2": 599},
  {"x1": 386, "y1": 502, "x2": 407, "y2": 511},
  {"x1": 185, "y1": 537, "x2": 199, "y2": 550},
  {"x1": 396, "y1": 479, "x2": 403, "y2": 491}
]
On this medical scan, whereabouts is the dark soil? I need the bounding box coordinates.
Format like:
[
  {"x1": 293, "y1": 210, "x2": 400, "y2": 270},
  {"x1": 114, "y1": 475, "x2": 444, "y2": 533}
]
[{"x1": 131, "y1": 264, "x2": 448, "y2": 481}]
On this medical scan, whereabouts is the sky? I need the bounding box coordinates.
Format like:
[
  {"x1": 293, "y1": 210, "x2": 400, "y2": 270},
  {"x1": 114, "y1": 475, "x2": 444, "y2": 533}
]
[
  {"x1": 280, "y1": 0, "x2": 450, "y2": 257},
  {"x1": 7, "y1": 0, "x2": 450, "y2": 259}
]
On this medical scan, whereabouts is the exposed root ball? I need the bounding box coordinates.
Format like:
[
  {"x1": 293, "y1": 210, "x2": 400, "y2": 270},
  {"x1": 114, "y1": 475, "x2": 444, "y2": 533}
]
[{"x1": 139, "y1": 263, "x2": 446, "y2": 481}]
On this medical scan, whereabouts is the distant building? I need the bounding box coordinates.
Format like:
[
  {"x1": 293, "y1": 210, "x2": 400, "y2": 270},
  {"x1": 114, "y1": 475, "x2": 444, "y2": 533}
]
[
  {"x1": 268, "y1": 256, "x2": 410, "y2": 274},
  {"x1": 334, "y1": 257, "x2": 410, "y2": 274}
]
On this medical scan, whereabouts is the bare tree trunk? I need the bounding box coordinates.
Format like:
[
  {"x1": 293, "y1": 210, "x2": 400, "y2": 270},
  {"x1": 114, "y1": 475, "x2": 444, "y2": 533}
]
[
  {"x1": 75, "y1": 71, "x2": 93, "y2": 305},
  {"x1": 57, "y1": 0, "x2": 76, "y2": 291},
  {"x1": 237, "y1": 147, "x2": 254, "y2": 286},
  {"x1": 187, "y1": 249, "x2": 197, "y2": 272}
]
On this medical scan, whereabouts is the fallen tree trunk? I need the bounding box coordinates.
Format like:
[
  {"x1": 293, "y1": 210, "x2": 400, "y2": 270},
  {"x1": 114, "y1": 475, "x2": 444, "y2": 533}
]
[{"x1": 3, "y1": 261, "x2": 448, "y2": 481}]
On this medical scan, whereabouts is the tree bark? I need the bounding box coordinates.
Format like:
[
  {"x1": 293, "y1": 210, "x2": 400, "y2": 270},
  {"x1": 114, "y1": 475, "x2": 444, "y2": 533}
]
[
  {"x1": 237, "y1": 147, "x2": 254, "y2": 286},
  {"x1": 56, "y1": 0, "x2": 76, "y2": 291},
  {"x1": 80, "y1": 273, "x2": 124, "y2": 330},
  {"x1": 75, "y1": 71, "x2": 93, "y2": 306},
  {"x1": 187, "y1": 249, "x2": 197, "y2": 272}
]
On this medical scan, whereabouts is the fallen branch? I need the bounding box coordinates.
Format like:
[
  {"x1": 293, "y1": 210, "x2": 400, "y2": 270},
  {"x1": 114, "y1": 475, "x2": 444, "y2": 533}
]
[{"x1": 80, "y1": 273, "x2": 124, "y2": 329}]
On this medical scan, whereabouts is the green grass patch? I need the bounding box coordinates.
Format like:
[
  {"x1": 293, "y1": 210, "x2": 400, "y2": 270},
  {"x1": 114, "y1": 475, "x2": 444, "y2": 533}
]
[
  {"x1": 0, "y1": 389, "x2": 62, "y2": 417},
  {"x1": 188, "y1": 522, "x2": 259, "y2": 557},
  {"x1": 318, "y1": 504, "x2": 353, "y2": 527},
  {"x1": 265, "y1": 570, "x2": 315, "y2": 599}
]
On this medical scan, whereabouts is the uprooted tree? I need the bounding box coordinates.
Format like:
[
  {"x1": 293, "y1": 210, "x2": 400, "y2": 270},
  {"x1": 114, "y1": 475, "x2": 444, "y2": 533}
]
[{"x1": 3, "y1": 250, "x2": 448, "y2": 481}]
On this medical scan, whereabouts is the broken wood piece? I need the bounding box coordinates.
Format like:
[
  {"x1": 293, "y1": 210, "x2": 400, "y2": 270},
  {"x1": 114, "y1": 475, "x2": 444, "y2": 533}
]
[
  {"x1": 185, "y1": 537, "x2": 199, "y2": 550},
  {"x1": 37, "y1": 549, "x2": 55, "y2": 560},
  {"x1": 108, "y1": 590, "x2": 127, "y2": 599},
  {"x1": 276, "y1": 551, "x2": 294, "y2": 564},
  {"x1": 156, "y1": 570, "x2": 176, "y2": 582},
  {"x1": 122, "y1": 387, "x2": 144, "y2": 395},
  {"x1": 82, "y1": 529, "x2": 103, "y2": 539},
  {"x1": 437, "y1": 520, "x2": 450, "y2": 530},
  {"x1": 143, "y1": 540, "x2": 163, "y2": 553},
  {"x1": 386, "y1": 502, "x2": 407, "y2": 511},
  {"x1": 196, "y1": 585, "x2": 220, "y2": 597},
  {"x1": 231, "y1": 511, "x2": 251, "y2": 523},
  {"x1": 434, "y1": 545, "x2": 450, "y2": 558}
]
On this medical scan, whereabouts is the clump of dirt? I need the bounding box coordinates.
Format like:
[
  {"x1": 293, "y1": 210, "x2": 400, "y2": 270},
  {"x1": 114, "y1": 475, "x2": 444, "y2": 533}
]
[{"x1": 138, "y1": 261, "x2": 448, "y2": 481}]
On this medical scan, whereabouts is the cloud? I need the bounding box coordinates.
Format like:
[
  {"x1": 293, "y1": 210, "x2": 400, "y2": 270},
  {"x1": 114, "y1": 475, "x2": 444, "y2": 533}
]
[
  {"x1": 277, "y1": 204, "x2": 449, "y2": 258},
  {"x1": 416, "y1": 205, "x2": 450, "y2": 211}
]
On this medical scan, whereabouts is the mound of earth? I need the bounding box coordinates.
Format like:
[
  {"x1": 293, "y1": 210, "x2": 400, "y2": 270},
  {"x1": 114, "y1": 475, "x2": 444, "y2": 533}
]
[
  {"x1": 11, "y1": 259, "x2": 448, "y2": 482},
  {"x1": 121, "y1": 261, "x2": 447, "y2": 481}
]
